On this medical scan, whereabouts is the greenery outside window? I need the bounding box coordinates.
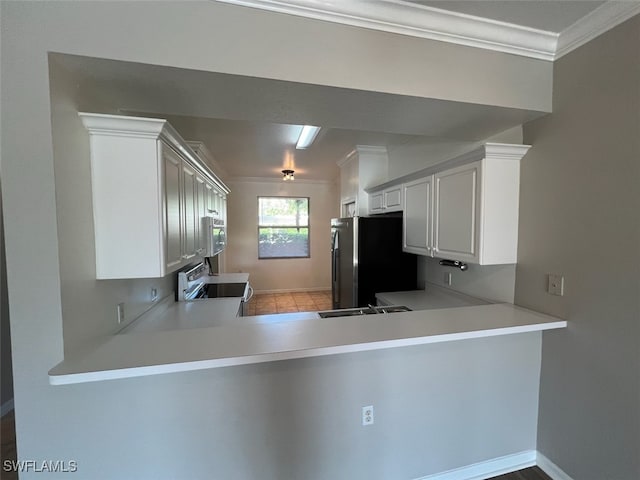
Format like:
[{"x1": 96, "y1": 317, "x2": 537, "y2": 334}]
[{"x1": 258, "y1": 197, "x2": 310, "y2": 259}]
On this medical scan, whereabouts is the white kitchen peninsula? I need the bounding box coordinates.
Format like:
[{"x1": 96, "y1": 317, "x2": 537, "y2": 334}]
[{"x1": 49, "y1": 302, "x2": 566, "y2": 385}]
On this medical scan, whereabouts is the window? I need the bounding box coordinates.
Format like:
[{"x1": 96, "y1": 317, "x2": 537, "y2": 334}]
[{"x1": 258, "y1": 197, "x2": 309, "y2": 259}]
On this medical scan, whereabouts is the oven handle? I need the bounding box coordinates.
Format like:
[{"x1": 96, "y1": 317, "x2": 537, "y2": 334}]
[{"x1": 244, "y1": 284, "x2": 254, "y2": 303}]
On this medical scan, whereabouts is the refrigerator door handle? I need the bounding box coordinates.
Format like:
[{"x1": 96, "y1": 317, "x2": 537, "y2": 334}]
[{"x1": 331, "y1": 230, "x2": 340, "y2": 305}]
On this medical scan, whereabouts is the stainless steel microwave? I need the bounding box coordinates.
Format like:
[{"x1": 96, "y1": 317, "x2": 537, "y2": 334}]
[{"x1": 202, "y1": 217, "x2": 226, "y2": 257}]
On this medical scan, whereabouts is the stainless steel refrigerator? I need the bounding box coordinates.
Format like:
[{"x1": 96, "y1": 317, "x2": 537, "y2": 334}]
[{"x1": 330, "y1": 215, "x2": 417, "y2": 309}]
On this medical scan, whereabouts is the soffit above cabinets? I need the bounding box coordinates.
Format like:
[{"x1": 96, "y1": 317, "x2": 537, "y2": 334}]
[
  {"x1": 54, "y1": 52, "x2": 547, "y2": 182},
  {"x1": 216, "y1": 0, "x2": 640, "y2": 60}
]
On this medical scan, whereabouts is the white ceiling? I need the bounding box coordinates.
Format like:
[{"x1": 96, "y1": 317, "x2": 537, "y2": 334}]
[
  {"x1": 55, "y1": 1, "x2": 623, "y2": 182},
  {"x1": 407, "y1": 1, "x2": 606, "y2": 33}
]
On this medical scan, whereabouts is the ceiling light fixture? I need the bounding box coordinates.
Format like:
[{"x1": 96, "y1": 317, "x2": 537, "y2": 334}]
[
  {"x1": 282, "y1": 169, "x2": 295, "y2": 181},
  {"x1": 296, "y1": 125, "x2": 321, "y2": 149}
]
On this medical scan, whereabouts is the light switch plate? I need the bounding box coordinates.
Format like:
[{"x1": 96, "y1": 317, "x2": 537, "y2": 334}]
[{"x1": 547, "y1": 274, "x2": 564, "y2": 296}]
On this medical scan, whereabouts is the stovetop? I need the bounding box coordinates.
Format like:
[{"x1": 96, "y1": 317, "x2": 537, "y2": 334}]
[
  {"x1": 192, "y1": 282, "x2": 248, "y2": 299},
  {"x1": 178, "y1": 263, "x2": 248, "y2": 301}
]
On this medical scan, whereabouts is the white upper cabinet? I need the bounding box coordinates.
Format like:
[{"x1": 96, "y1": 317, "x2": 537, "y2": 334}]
[
  {"x1": 384, "y1": 186, "x2": 403, "y2": 212},
  {"x1": 368, "y1": 185, "x2": 404, "y2": 214},
  {"x1": 369, "y1": 192, "x2": 384, "y2": 213},
  {"x1": 164, "y1": 145, "x2": 183, "y2": 272},
  {"x1": 433, "y1": 162, "x2": 479, "y2": 261},
  {"x1": 181, "y1": 161, "x2": 199, "y2": 261},
  {"x1": 188, "y1": 140, "x2": 228, "y2": 221},
  {"x1": 337, "y1": 146, "x2": 388, "y2": 216},
  {"x1": 370, "y1": 143, "x2": 530, "y2": 265},
  {"x1": 403, "y1": 176, "x2": 433, "y2": 256},
  {"x1": 79, "y1": 113, "x2": 229, "y2": 279}
]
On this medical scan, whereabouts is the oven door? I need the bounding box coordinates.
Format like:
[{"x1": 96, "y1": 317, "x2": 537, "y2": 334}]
[{"x1": 241, "y1": 284, "x2": 254, "y2": 316}]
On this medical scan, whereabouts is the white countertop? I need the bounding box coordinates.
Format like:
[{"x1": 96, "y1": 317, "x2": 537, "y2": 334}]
[
  {"x1": 201, "y1": 272, "x2": 250, "y2": 284},
  {"x1": 123, "y1": 297, "x2": 244, "y2": 333},
  {"x1": 376, "y1": 284, "x2": 491, "y2": 311},
  {"x1": 49, "y1": 301, "x2": 566, "y2": 386}
]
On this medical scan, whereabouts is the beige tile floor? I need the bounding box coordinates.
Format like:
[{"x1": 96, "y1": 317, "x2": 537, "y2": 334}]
[{"x1": 246, "y1": 290, "x2": 333, "y2": 316}]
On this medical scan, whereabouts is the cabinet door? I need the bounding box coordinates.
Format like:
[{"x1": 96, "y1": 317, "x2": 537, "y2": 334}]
[
  {"x1": 213, "y1": 191, "x2": 221, "y2": 218},
  {"x1": 220, "y1": 194, "x2": 227, "y2": 223},
  {"x1": 204, "y1": 182, "x2": 214, "y2": 215},
  {"x1": 182, "y1": 161, "x2": 198, "y2": 260},
  {"x1": 196, "y1": 175, "x2": 207, "y2": 255},
  {"x1": 403, "y1": 177, "x2": 433, "y2": 256},
  {"x1": 164, "y1": 148, "x2": 183, "y2": 270},
  {"x1": 369, "y1": 192, "x2": 384, "y2": 213},
  {"x1": 434, "y1": 162, "x2": 480, "y2": 262},
  {"x1": 384, "y1": 186, "x2": 403, "y2": 212}
]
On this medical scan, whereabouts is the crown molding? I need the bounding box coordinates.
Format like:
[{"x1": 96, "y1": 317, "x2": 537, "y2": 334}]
[
  {"x1": 484, "y1": 142, "x2": 532, "y2": 161},
  {"x1": 217, "y1": 0, "x2": 640, "y2": 62},
  {"x1": 217, "y1": 0, "x2": 558, "y2": 60},
  {"x1": 555, "y1": 1, "x2": 640, "y2": 59},
  {"x1": 186, "y1": 141, "x2": 230, "y2": 180},
  {"x1": 337, "y1": 145, "x2": 389, "y2": 167},
  {"x1": 364, "y1": 142, "x2": 530, "y2": 193}
]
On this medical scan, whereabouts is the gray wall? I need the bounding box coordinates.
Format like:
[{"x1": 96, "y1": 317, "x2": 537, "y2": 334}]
[
  {"x1": 419, "y1": 257, "x2": 516, "y2": 304},
  {"x1": 0, "y1": 180, "x2": 13, "y2": 410},
  {"x1": 19, "y1": 334, "x2": 543, "y2": 480},
  {"x1": 516, "y1": 16, "x2": 640, "y2": 480},
  {"x1": 0, "y1": 2, "x2": 553, "y2": 478},
  {"x1": 49, "y1": 57, "x2": 175, "y2": 354}
]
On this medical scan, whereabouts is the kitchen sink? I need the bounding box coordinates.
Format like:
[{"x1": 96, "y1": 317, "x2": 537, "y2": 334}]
[{"x1": 318, "y1": 305, "x2": 411, "y2": 318}]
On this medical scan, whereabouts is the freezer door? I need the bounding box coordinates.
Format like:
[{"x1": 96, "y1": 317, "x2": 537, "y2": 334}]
[
  {"x1": 331, "y1": 227, "x2": 340, "y2": 308},
  {"x1": 331, "y1": 218, "x2": 355, "y2": 309}
]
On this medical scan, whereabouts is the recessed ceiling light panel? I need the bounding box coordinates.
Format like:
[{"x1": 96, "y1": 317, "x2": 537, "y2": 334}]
[{"x1": 296, "y1": 125, "x2": 321, "y2": 149}]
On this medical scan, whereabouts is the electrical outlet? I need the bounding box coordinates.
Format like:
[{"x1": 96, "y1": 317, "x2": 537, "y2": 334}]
[
  {"x1": 547, "y1": 274, "x2": 564, "y2": 296},
  {"x1": 443, "y1": 272, "x2": 452, "y2": 286},
  {"x1": 362, "y1": 405, "x2": 374, "y2": 426},
  {"x1": 151, "y1": 288, "x2": 158, "y2": 302},
  {"x1": 117, "y1": 302, "x2": 125, "y2": 324}
]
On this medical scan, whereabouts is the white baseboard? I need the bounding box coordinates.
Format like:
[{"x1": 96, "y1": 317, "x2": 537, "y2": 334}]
[
  {"x1": 1, "y1": 398, "x2": 14, "y2": 417},
  {"x1": 414, "y1": 450, "x2": 536, "y2": 480},
  {"x1": 536, "y1": 452, "x2": 575, "y2": 480},
  {"x1": 253, "y1": 287, "x2": 331, "y2": 295}
]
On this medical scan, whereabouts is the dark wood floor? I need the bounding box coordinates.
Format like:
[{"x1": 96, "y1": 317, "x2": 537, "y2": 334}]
[
  {"x1": 1, "y1": 411, "x2": 551, "y2": 480},
  {"x1": 1, "y1": 411, "x2": 17, "y2": 480},
  {"x1": 490, "y1": 466, "x2": 552, "y2": 480}
]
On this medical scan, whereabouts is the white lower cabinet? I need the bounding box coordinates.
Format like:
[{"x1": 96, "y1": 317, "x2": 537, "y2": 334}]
[
  {"x1": 403, "y1": 177, "x2": 433, "y2": 256},
  {"x1": 80, "y1": 113, "x2": 229, "y2": 279}
]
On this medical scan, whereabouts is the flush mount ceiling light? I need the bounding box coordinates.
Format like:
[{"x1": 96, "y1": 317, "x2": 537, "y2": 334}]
[
  {"x1": 295, "y1": 125, "x2": 321, "y2": 149},
  {"x1": 282, "y1": 169, "x2": 295, "y2": 181}
]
